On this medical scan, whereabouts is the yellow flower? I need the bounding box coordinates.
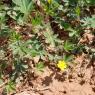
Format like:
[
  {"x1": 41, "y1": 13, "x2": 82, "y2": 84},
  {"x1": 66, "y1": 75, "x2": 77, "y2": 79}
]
[
  {"x1": 47, "y1": 0, "x2": 52, "y2": 4},
  {"x1": 57, "y1": 60, "x2": 67, "y2": 71}
]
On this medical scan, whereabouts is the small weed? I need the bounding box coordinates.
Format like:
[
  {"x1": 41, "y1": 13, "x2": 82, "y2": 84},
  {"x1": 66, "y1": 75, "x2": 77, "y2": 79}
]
[
  {"x1": 35, "y1": 62, "x2": 45, "y2": 72},
  {"x1": 0, "y1": 0, "x2": 95, "y2": 94}
]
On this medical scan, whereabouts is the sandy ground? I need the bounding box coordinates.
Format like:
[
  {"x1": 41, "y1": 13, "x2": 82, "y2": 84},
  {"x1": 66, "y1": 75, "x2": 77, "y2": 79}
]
[{"x1": 15, "y1": 60, "x2": 95, "y2": 95}]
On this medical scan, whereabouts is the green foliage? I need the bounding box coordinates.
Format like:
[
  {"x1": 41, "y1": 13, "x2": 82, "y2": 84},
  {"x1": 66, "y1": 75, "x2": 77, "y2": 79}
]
[
  {"x1": 42, "y1": 0, "x2": 60, "y2": 16},
  {"x1": 10, "y1": 39, "x2": 38, "y2": 58},
  {"x1": 0, "y1": 0, "x2": 95, "y2": 94},
  {"x1": 9, "y1": 32, "x2": 46, "y2": 59},
  {"x1": 5, "y1": 81, "x2": 15, "y2": 94},
  {"x1": 12, "y1": 0, "x2": 33, "y2": 15},
  {"x1": 35, "y1": 62, "x2": 45, "y2": 72},
  {"x1": 48, "y1": 54, "x2": 62, "y2": 62},
  {"x1": 11, "y1": 0, "x2": 34, "y2": 24},
  {"x1": 10, "y1": 31, "x2": 21, "y2": 42},
  {"x1": 63, "y1": 55, "x2": 74, "y2": 62},
  {"x1": 84, "y1": 0, "x2": 95, "y2": 5},
  {"x1": 63, "y1": 40, "x2": 75, "y2": 52},
  {"x1": 75, "y1": 6, "x2": 81, "y2": 19},
  {"x1": 31, "y1": 12, "x2": 43, "y2": 26},
  {"x1": 0, "y1": 11, "x2": 6, "y2": 25},
  {"x1": 81, "y1": 15, "x2": 95, "y2": 28},
  {"x1": 13, "y1": 59, "x2": 28, "y2": 76},
  {"x1": 44, "y1": 25, "x2": 61, "y2": 47}
]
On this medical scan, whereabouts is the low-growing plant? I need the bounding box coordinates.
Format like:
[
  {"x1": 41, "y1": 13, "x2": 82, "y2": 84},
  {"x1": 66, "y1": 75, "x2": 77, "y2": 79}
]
[
  {"x1": 44, "y1": 24, "x2": 62, "y2": 47},
  {"x1": 4, "y1": 81, "x2": 15, "y2": 95},
  {"x1": 63, "y1": 40, "x2": 75, "y2": 52},
  {"x1": 13, "y1": 0, "x2": 34, "y2": 16},
  {"x1": 35, "y1": 62, "x2": 45, "y2": 72},
  {"x1": 9, "y1": 32, "x2": 46, "y2": 59},
  {"x1": 81, "y1": 15, "x2": 95, "y2": 28},
  {"x1": 7, "y1": 0, "x2": 34, "y2": 25},
  {"x1": 0, "y1": 0, "x2": 95, "y2": 94}
]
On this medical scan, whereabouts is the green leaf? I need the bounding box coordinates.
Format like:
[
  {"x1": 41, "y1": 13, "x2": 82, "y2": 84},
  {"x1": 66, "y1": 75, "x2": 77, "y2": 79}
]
[
  {"x1": 5, "y1": 81, "x2": 15, "y2": 94},
  {"x1": 12, "y1": 0, "x2": 34, "y2": 21},
  {"x1": 68, "y1": 28, "x2": 78, "y2": 37},
  {"x1": 63, "y1": 40, "x2": 75, "y2": 52},
  {"x1": 35, "y1": 62, "x2": 45, "y2": 72},
  {"x1": 44, "y1": 30, "x2": 55, "y2": 47},
  {"x1": 31, "y1": 13, "x2": 43, "y2": 26},
  {"x1": 75, "y1": 6, "x2": 80, "y2": 17},
  {"x1": 82, "y1": 15, "x2": 95, "y2": 28},
  {"x1": 63, "y1": 55, "x2": 74, "y2": 62},
  {"x1": 44, "y1": 25, "x2": 61, "y2": 47}
]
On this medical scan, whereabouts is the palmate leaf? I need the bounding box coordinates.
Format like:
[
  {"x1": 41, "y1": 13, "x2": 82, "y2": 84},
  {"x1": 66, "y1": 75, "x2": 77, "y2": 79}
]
[
  {"x1": 63, "y1": 40, "x2": 75, "y2": 52},
  {"x1": 85, "y1": 0, "x2": 95, "y2": 5},
  {"x1": 44, "y1": 25, "x2": 61, "y2": 47},
  {"x1": 12, "y1": 0, "x2": 33, "y2": 15},
  {"x1": 44, "y1": 30, "x2": 55, "y2": 47},
  {"x1": 5, "y1": 81, "x2": 15, "y2": 94},
  {"x1": 82, "y1": 15, "x2": 95, "y2": 28}
]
